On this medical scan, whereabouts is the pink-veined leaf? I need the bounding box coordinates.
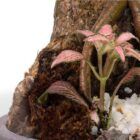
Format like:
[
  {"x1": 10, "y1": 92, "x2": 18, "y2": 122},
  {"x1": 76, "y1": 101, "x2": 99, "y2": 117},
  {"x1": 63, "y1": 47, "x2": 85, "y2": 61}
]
[
  {"x1": 85, "y1": 34, "x2": 109, "y2": 43},
  {"x1": 125, "y1": 47, "x2": 140, "y2": 61},
  {"x1": 123, "y1": 42, "x2": 134, "y2": 49},
  {"x1": 115, "y1": 46, "x2": 125, "y2": 62},
  {"x1": 99, "y1": 24, "x2": 113, "y2": 36},
  {"x1": 119, "y1": 67, "x2": 140, "y2": 85},
  {"x1": 51, "y1": 50, "x2": 84, "y2": 68},
  {"x1": 46, "y1": 81, "x2": 88, "y2": 107},
  {"x1": 89, "y1": 111, "x2": 100, "y2": 124},
  {"x1": 116, "y1": 32, "x2": 138, "y2": 45},
  {"x1": 77, "y1": 30, "x2": 94, "y2": 37},
  {"x1": 107, "y1": 33, "x2": 116, "y2": 40}
]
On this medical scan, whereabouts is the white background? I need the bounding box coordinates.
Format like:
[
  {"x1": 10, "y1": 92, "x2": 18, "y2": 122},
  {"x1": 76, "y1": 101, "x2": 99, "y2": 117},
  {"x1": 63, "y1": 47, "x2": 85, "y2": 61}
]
[{"x1": 0, "y1": 0, "x2": 56, "y2": 116}]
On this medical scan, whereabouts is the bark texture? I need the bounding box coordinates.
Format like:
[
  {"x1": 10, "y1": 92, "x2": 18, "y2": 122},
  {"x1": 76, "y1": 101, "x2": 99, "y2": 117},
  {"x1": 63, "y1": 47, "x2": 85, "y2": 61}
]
[
  {"x1": 6, "y1": 76, "x2": 36, "y2": 137},
  {"x1": 129, "y1": 0, "x2": 140, "y2": 39}
]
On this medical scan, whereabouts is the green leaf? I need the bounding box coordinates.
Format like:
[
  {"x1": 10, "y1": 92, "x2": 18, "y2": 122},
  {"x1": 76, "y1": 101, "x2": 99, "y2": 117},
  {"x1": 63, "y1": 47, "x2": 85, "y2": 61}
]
[{"x1": 38, "y1": 91, "x2": 48, "y2": 105}]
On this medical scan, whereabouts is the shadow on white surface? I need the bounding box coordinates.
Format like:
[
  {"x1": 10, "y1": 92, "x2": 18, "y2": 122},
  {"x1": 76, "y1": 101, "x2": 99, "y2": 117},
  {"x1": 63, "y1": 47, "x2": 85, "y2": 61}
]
[
  {"x1": 0, "y1": 93, "x2": 13, "y2": 117},
  {"x1": 0, "y1": 115, "x2": 35, "y2": 140}
]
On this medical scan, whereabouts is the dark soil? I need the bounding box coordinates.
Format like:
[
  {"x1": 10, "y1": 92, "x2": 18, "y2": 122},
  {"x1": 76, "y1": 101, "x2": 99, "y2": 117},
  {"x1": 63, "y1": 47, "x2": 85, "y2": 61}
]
[{"x1": 37, "y1": 96, "x2": 93, "y2": 140}]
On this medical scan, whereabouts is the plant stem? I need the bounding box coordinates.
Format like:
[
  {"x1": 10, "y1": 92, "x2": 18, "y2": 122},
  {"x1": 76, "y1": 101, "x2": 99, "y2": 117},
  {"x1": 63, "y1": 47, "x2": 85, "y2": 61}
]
[
  {"x1": 98, "y1": 50, "x2": 107, "y2": 112},
  {"x1": 103, "y1": 53, "x2": 110, "y2": 75},
  {"x1": 86, "y1": 61, "x2": 100, "y2": 81},
  {"x1": 109, "y1": 81, "x2": 122, "y2": 116},
  {"x1": 99, "y1": 78, "x2": 106, "y2": 112},
  {"x1": 98, "y1": 52, "x2": 103, "y2": 76},
  {"x1": 86, "y1": 59, "x2": 106, "y2": 112},
  {"x1": 104, "y1": 59, "x2": 117, "y2": 128},
  {"x1": 107, "y1": 85, "x2": 118, "y2": 128},
  {"x1": 107, "y1": 79, "x2": 122, "y2": 128},
  {"x1": 106, "y1": 59, "x2": 117, "y2": 79},
  {"x1": 107, "y1": 113, "x2": 111, "y2": 129}
]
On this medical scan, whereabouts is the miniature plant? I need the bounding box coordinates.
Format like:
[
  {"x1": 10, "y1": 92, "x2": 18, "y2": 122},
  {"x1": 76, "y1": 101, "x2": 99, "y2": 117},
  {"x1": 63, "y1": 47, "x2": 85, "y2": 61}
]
[
  {"x1": 38, "y1": 24, "x2": 140, "y2": 127},
  {"x1": 77, "y1": 25, "x2": 140, "y2": 112}
]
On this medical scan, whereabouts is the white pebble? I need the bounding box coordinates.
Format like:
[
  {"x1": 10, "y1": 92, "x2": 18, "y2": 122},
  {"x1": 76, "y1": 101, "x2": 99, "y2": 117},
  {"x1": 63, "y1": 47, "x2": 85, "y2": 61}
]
[
  {"x1": 91, "y1": 126, "x2": 98, "y2": 135},
  {"x1": 124, "y1": 87, "x2": 132, "y2": 94}
]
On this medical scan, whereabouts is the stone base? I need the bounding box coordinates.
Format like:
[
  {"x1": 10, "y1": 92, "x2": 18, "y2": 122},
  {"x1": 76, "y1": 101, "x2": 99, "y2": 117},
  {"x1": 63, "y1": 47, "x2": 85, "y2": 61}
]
[{"x1": 0, "y1": 115, "x2": 35, "y2": 140}]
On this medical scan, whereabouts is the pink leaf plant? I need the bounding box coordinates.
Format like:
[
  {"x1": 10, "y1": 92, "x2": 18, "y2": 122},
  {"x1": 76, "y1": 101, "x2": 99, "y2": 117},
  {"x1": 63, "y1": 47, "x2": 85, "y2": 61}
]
[
  {"x1": 39, "y1": 24, "x2": 140, "y2": 128},
  {"x1": 78, "y1": 24, "x2": 139, "y2": 62},
  {"x1": 77, "y1": 24, "x2": 140, "y2": 112}
]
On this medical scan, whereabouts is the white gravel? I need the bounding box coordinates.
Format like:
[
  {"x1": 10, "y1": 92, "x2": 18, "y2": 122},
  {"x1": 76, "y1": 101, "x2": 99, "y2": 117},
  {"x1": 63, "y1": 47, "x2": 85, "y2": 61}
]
[
  {"x1": 92, "y1": 93, "x2": 140, "y2": 135},
  {"x1": 124, "y1": 87, "x2": 132, "y2": 94},
  {"x1": 105, "y1": 93, "x2": 140, "y2": 134}
]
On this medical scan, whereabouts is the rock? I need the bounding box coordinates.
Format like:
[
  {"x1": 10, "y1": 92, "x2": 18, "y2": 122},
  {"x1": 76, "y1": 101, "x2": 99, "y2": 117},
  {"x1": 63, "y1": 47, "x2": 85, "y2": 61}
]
[
  {"x1": 97, "y1": 129, "x2": 129, "y2": 140},
  {"x1": 124, "y1": 87, "x2": 132, "y2": 94},
  {"x1": 91, "y1": 126, "x2": 98, "y2": 135}
]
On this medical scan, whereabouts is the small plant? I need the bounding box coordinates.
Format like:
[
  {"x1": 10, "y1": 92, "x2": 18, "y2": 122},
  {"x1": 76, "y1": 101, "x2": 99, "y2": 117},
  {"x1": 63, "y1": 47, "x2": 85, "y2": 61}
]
[
  {"x1": 38, "y1": 24, "x2": 140, "y2": 128},
  {"x1": 77, "y1": 25, "x2": 140, "y2": 113}
]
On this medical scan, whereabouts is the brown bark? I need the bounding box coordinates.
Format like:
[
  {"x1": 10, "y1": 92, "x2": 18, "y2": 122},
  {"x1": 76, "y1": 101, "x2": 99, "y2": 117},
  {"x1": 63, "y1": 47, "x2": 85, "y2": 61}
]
[{"x1": 129, "y1": 0, "x2": 140, "y2": 39}]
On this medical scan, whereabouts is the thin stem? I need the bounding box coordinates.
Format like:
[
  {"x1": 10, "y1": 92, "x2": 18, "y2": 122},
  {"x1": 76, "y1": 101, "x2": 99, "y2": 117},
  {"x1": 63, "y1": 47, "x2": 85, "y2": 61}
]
[
  {"x1": 103, "y1": 53, "x2": 110, "y2": 75},
  {"x1": 106, "y1": 59, "x2": 117, "y2": 79},
  {"x1": 98, "y1": 52, "x2": 103, "y2": 76},
  {"x1": 102, "y1": 58, "x2": 117, "y2": 128},
  {"x1": 99, "y1": 78, "x2": 106, "y2": 112},
  {"x1": 107, "y1": 81, "x2": 122, "y2": 128},
  {"x1": 109, "y1": 81, "x2": 122, "y2": 115},
  {"x1": 107, "y1": 113, "x2": 112, "y2": 129},
  {"x1": 86, "y1": 61, "x2": 100, "y2": 81},
  {"x1": 103, "y1": 51, "x2": 115, "y2": 76}
]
